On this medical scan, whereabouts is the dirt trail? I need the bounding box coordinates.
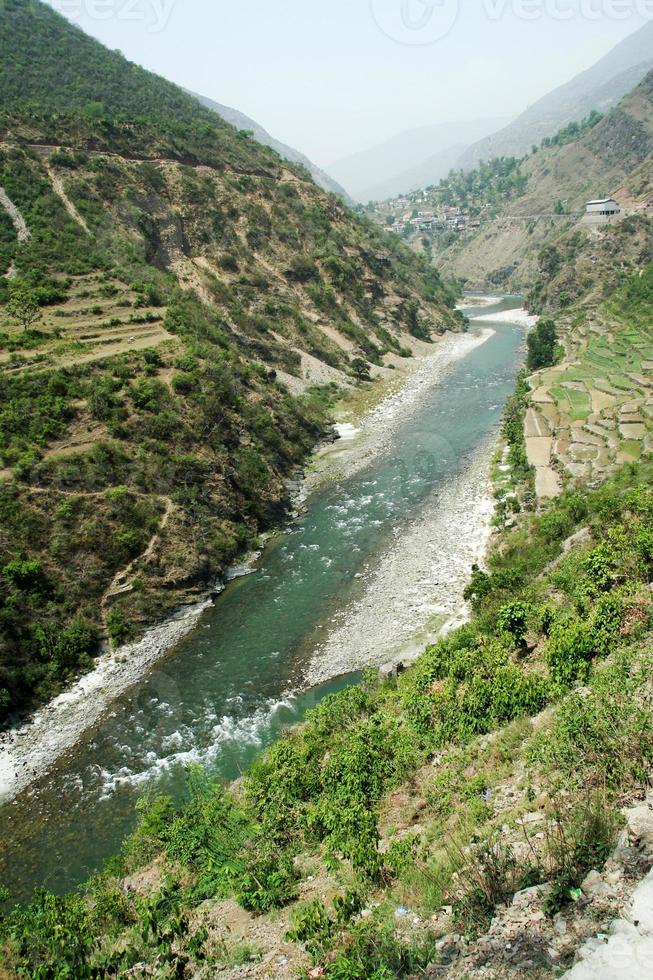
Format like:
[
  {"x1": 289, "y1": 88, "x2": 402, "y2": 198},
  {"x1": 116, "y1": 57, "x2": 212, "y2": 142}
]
[
  {"x1": 4, "y1": 143, "x2": 275, "y2": 179},
  {"x1": 46, "y1": 167, "x2": 90, "y2": 233},
  {"x1": 0, "y1": 186, "x2": 30, "y2": 242},
  {"x1": 42, "y1": 422, "x2": 109, "y2": 462},
  {"x1": 101, "y1": 497, "x2": 175, "y2": 616},
  {"x1": 8, "y1": 481, "x2": 175, "y2": 629}
]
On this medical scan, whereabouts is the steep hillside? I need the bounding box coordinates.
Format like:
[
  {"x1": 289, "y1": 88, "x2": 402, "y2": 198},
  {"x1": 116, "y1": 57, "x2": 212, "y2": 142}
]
[
  {"x1": 433, "y1": 73, "x2": 653, "y2": 502},
  {"x1": 451, "y1": 107, "x2": 652, "y2": 505},
  {"x1": 432, "y1": 68, "x2": 653, "y2": 290},
  {"x1": 190, "y1": 91, "x2": 350, "y2": 201},
  {"x1": 0, "y1": 0, "x2": 459, "y2": 724},
  {"x1": 5, "y1": 447, "x2": 653, "y2": 976},
  {"x1": 458, "y1": 19, "x2": 653, "y2": 171}
]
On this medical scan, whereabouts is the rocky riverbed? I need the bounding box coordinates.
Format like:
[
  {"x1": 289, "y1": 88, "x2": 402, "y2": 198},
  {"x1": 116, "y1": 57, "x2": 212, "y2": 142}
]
[
  {"x1": 303, "y1": 327, "x2": 495, "y2": 495},
  {"x1": 307, "y1": 439, "x2": 495, "y2": 684},
  {"x1": 0, "y1": 598, "x2": 214, "y2": 805}
]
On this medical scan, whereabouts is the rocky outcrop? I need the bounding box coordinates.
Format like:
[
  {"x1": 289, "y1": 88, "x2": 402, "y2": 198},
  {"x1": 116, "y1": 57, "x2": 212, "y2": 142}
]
[{"x1": 0, "y1": 184, "x2": 30, "y2": 241}]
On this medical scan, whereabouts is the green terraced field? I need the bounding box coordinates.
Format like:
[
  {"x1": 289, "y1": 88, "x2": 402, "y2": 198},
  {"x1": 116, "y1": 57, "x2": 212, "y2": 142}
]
[
  {"x1": 551, "y1": 385, "x2": 592, "y2": 421},
  {"x1": 533, "y1": 273, "x2": 653, "y2": 485}
]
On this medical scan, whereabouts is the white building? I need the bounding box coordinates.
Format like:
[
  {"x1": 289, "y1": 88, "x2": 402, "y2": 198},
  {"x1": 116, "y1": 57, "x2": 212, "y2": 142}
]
[{"x1": 585, "y1": 198, "x2": 621, "y2": 219}]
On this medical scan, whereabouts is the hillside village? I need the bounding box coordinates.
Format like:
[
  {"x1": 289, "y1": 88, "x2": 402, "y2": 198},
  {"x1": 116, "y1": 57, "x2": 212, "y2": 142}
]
[
  {"x1": 367, "y1": 154, "x2": 528, "y2": 246},
  {"x1": 377, "y1": 194, "x2": 485, "y2": 238},
  {"x1": 374, "y1": 190, "x2": 628, "y2": 247},
  {"x1": 369, "y1": 111, "x2": 620, "y2": 249}
]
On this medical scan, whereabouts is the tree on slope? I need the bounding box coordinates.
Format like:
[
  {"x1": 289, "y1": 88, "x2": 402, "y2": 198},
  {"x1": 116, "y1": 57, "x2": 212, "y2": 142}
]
[
  {"x1": 527, "y1": 318, "x2": 559, "y2": 372},
  {"x1": 6, "y1": 282, "x2": 41, "y2": 333}
]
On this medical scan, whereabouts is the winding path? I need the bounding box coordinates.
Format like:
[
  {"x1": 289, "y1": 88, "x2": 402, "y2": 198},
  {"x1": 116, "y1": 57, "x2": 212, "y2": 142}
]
[
  {"x1": 7, "y1": 484, "x2": 175, "y2": 629},
  {"x1": 101, "y1": 496, "x2": 175, "y2": 617}
]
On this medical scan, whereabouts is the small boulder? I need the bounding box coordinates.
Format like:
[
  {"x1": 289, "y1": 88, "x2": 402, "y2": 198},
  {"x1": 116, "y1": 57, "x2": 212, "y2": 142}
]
[
  {"x1": 626, "y1": 802, "x2": 653, "y2": 854},
  {"x1": 581, "y1": 870, "x2": 611, "y2": 901}
]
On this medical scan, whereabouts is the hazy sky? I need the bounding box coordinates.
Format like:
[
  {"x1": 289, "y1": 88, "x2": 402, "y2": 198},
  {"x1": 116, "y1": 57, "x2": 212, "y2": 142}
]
[{"x1": 45, "y1": 0, "x2": 651, "y2": 166}]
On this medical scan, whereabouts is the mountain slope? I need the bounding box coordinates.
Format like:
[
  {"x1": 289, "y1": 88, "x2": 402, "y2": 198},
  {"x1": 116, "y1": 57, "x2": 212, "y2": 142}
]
[
  {"x1": 360, "y1": 140, "x2": 474, "y2": 204},
  {"x1": 434, "y1": 70, "x2": 653, "y2": 502},
  {"x1": 6, "y1": 442, "x2": 653, "y2": 975},
  {"x1": 432, "y1": 68, "x2": 653, "y2": 290},
  {"x1": 327, "y1": 118, "x2": 510, "y2": 203},
  {"x1": 458, "y1": 20, "x2": 653, "y2": 171},
  {"x1": 190, "y1": 91, "x2": 351, "y2": 201},
  {"x1": 0, "y1": 0, "x2": 460, "y2": 724}
]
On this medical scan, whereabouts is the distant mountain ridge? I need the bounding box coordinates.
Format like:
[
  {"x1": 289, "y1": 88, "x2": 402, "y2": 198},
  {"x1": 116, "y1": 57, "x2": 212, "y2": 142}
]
[
  {"x1": 190, "y1": 91, "x2": 351, "y2": 202},
  {"x1": 327, "y1": 117, "x2": 510, "y2": 203},
  {"x1": 457, "y1": 20, "x2": 653, "y2": 170}
]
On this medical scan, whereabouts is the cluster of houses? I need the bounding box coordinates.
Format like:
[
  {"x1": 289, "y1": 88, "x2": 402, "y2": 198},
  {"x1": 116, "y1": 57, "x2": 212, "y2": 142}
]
[
  {"x1": 386, "y1": 204, "x2": 485, "y2": 237},
  {"x1": 377, "y1": 191, "x2": 624, "y2": 241}
]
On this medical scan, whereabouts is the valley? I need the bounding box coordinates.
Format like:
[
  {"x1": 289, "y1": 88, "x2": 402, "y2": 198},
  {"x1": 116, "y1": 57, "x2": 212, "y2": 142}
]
[
  {"x1": 0, "y1": 295, "x2": 525, "y2": 904},
  {"x1": 3, "y1": 3, "x2": 653, "y2": 978}
]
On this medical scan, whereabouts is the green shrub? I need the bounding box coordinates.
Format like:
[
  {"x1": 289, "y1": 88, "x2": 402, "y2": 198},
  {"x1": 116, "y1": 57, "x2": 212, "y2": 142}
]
[
  {"x1": 237, "y1": 844, "x2": 298, "y2": 913},
  {"x1": 399, "y1": 633, "x2": 549, "y2": 744},
  {"x1": 498, "y1": 600, "x2": 530, "y2": 646},
  {"x1": 163, "y1": 770, "x2": 251, "y2": 900},
  {"x1": 2, "y1": 557, "x2": 48, "y2": 594},
  {"x1": 545, "y1": 618, "x2": 595, "y2": 686},
  {"x1": 582, "y1": 544, "x2": 618, "y2": 592},
  {"x1": 530, "y1": 653, "x2": 653, "y2": 791},
  {"x1": 105, "y1": 608, "x2": 132, "y2": 647},
  {"x1": 324, "y1": 917, "x2": 436, "y2": 979},
  {"x1": 1, "y1": 889, "x2": 96, "y2": 978},
  {"x1": 46, "y1": 619, "x2": 97, "y2": 670},
  {"x1": 285, "y1": 899, "x2": 334, "y2": 961}
]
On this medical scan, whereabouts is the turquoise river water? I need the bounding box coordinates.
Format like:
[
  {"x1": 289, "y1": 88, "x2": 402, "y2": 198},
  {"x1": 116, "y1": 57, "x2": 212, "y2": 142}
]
[{"x1": 0, "y1": 296, "x2": 525, "y2": 902}]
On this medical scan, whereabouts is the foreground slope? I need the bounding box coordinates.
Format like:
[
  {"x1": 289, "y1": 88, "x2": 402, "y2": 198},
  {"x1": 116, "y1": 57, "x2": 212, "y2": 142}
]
[{"x1": 0, "y1": 0, "x2": 459, "y2": 724}]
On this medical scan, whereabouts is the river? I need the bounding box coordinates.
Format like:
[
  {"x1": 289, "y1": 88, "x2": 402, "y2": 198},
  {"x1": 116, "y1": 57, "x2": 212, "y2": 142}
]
[{"x1": 0, "y1": 296, "x2": 525, "y2": 903}]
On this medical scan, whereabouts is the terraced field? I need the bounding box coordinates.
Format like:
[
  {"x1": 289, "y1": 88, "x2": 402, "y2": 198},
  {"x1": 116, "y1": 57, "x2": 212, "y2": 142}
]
[
  {"x1": 0, "y1": 273, "x2": 175, "y2": 374},
  {"x1": 529, "y1": 311, "x2": 653, "y2": 487}
]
